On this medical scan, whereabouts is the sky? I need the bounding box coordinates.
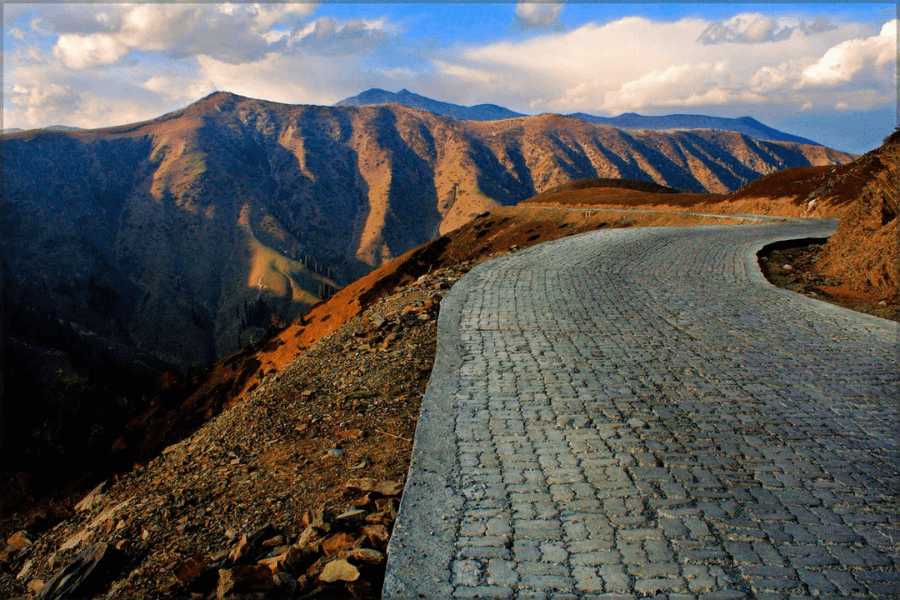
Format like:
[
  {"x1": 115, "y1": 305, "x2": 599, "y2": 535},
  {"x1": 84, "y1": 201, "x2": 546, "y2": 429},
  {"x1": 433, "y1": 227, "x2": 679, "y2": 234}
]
[{"x1": 2, "y1": 2, "x2": 897, "y2": 154}]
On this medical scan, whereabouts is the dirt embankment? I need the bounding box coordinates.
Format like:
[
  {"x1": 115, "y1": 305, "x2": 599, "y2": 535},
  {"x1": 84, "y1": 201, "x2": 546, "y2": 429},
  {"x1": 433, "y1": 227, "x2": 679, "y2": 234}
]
[{"x1": 812, "y1": 132, "x2": 899, "y2": 302}]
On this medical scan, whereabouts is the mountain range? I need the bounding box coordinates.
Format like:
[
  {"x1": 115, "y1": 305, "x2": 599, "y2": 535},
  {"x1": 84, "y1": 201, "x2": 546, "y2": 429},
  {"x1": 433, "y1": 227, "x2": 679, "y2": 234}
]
[
  {"x1": 1, "y1": 125, "x2": 83, "y2": 135},
  {"x1": 1, "y1": 91, "x2": 852, "y2": 373},
  {"x1": 337, "y1": 88, "x2": 823, "y2": 146}
]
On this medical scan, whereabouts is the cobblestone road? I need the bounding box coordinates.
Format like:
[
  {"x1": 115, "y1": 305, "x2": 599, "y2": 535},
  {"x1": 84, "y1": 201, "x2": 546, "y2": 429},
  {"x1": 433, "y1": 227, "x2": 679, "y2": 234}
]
[{"x1": 384, "y1": 220, "x2": 900, "y2": 600}]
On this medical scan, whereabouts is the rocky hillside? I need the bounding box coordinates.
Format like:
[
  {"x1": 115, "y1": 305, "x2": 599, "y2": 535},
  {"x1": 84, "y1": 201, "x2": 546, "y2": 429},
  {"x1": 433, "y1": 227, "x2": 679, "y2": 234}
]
[{"x1": 1, "y1": 92, "x2": 853, "y2": 370}]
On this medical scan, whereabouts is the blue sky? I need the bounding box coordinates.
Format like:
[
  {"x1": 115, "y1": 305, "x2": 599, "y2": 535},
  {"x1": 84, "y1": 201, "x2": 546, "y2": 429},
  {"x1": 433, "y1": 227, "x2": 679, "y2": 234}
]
[{"x1": 3, "y1": 2, "x2": 897, "y2": 153}]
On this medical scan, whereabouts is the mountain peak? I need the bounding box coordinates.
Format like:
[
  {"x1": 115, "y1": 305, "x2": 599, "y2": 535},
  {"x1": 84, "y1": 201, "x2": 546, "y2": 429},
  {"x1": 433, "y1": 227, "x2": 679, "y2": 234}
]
[{"x1": 336, "y1": 88, "x2": 525, "y2": 122}]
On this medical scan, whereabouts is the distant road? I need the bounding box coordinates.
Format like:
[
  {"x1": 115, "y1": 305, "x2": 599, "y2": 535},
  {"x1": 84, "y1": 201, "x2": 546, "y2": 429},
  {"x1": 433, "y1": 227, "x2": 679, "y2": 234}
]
[
  {"x1": 385, "y1": 219, "x2": 900, "y2": 599},
  {"x1": 526, "y1": 205, "x2": 805, "y2": 223}
]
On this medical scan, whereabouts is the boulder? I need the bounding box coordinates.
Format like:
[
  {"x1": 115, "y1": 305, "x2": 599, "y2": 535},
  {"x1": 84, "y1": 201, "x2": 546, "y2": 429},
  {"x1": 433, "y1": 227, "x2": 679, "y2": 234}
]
[
  {"x1": 7, "y1": 531, "x2": 34, "y2": 551},
  {"x1": 216, "y1": 565, "x2": 274, "y2": 598},
  {"x1": 74, "y1": 482, "x2": 107, "y2": 513},
  {"x1": 36, "y1": 542, "x2": 118, "y2": 600},
  {"x1": 173, "y1": 550, "x2": 206, "y2": 586},
  {"x1": 318, "y1": 559, "x2": 360, "y2": 583},
  {"x1": 321, "y1": 533, "x2": 357, "y2": 557}
]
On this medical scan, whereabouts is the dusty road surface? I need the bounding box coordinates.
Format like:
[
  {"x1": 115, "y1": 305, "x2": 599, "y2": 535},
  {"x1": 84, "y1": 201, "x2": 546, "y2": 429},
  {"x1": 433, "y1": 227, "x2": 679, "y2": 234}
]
[{"x1": 385, "y1": 220, "x2": 899, "y2": 599}]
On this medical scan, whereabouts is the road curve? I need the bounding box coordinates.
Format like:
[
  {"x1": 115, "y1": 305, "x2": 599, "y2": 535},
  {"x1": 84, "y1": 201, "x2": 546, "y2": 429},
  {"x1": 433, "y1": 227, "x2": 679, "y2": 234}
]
[{"x1": 384, "y1": 220, "x2": 899, "y2": 600}]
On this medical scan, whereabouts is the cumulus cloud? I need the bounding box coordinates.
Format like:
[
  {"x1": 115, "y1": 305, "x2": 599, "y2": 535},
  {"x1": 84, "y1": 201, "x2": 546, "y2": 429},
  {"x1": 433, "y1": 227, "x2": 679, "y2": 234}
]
[
  {"x1": 800, "y1": 19, "x2": 896, "y2": 87},
  {"x1": 699, "y1": 14, "x2": 793, "y2": 44},
  {"x1": 699, "y1": 13, "x2": 838, "y2": 45},
  {"x1": 515, "y1": 2, "x2": 563, "y2": 30},
  {"x1": 4, "y1": 59, "x2": 176, "y2": 130},
  {"x1": 435, "y1": 15, "x2": 894, "y2": 118},
  {"x1": 53, "y1": 33, "x2": 129, "y2": 69},
  {"x1": 8, "y1": 80, "x2": 81, "y2": 127},
  {"x1": 3, "y1": 3, "x2": 896, "y2": 149},
  {"x1": 39, "y1": 3, "x2": 320, "y2": 69}
]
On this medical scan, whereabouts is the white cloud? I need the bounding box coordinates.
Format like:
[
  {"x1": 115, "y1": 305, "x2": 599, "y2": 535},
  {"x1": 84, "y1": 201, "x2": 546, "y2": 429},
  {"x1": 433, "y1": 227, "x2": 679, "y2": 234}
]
[
  {"x1": 8, "y1": 80, "x2": 81, "y2": 127},
  {"x1": 36, "y1": 3, "x2": 321, "y2": 70},
  {"x1": 3, "y1": 4, "x2": 896, "y2": 142},
  {"x1": 698, "y1": 13, "x2": 837, "y2": 45},
  {"x1": 141, "y1": 75, "x2": 217, "y2": 105},
  {"x1": 289, "y1": 17, "x2": 395, "y2": 56},
  {"x1": 53, "y1": 33, "x2": 129, "y2": 69},
  {"x1": 699, "y1": 13, "x2": 794, "y2": 44},
  {"x1": 3, "y1": 4, "x2": 403, "y2": 129},
  {"x1": 603, "y1": 63, "x2": 710, "y2": 111},
  {"x1": 196, "y1": 53, "x2": 365, "y2": 107},
  {"x1": 800, "y1": 19, "x2": 896, "y2": 87},
  {"x1": 436, "y1": 16, "x2": 894, "y2": 118},
  {"x1": 436, "y1": 61, "x2": 508, "y2": 86},
  {"x1": 515, "y1": 2, "x2": 563, "y2": 30}
]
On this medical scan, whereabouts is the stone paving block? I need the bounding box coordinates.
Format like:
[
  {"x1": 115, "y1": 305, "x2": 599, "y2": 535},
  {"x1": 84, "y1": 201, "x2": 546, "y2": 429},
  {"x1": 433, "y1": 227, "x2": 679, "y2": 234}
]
[
  {"x1": 598, "y1": 563, "x2": 631, "y2": 593},
  {"x1": 699, "y1": 591, "x2": 748, "y2": 600},
  {"x1": 572, "y1": 565, "x2": 605, "y2": 593},
  {"x1": 618, "y1": 528, "x2": 665, "y2": 541},
  {"x1": 453, "y1": 559, "x2": 482, "y2": 587},
  {"x1": 520, "y1": 573, "x2": 575, "y2": 591},
  {"x1": 796, "y1": 568, "x2": 838, "y2": 593},
  {"x1": 629, "y1": 562, "x2": 681, "y2": 579},
  {"x1": 487, "y1": 558, "x2": 518, "y2": 587},
  {"x1": 633, "y1": 577, "x2": 689, "y2": 595},
  {"x1": 539, "y1": 542, "x2": 569, "y2": 564},
  {"x1": 458, "y1": 544, "x2": 513, "y2": 560}
]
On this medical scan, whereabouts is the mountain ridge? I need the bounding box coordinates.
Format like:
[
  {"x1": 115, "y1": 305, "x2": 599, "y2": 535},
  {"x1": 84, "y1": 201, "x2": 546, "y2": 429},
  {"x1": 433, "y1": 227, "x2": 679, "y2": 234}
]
[{"x1": 337, "y1": 88, "x2": 822, "y2": 145}]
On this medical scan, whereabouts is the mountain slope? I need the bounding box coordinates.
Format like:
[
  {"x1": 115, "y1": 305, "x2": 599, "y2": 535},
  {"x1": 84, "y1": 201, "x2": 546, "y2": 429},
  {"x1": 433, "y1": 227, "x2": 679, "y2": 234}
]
[
  {"x1": 1, "y1": 92, "x2": 853, "y2": 370},
  {"x1": 727, "y1": 128, "x2": 899, "y2": 299}
]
